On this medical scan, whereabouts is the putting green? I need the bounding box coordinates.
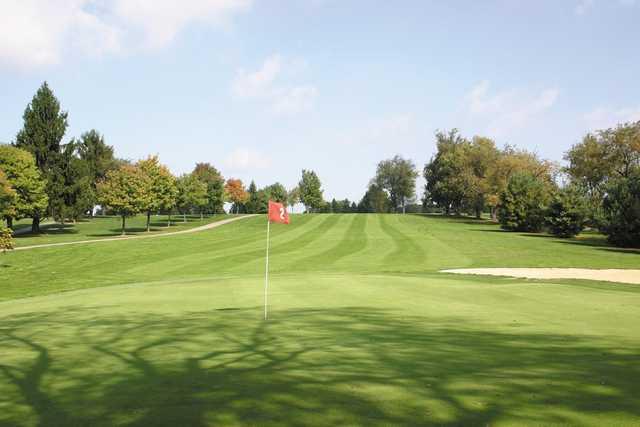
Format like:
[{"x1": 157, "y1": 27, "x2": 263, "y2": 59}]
[{"x1": 1, "y1": 214, "x2": 639, "y2": 425}]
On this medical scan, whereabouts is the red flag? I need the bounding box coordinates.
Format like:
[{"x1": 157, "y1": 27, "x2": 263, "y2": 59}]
[{"x1": 268, "y1": 200, "x2": 290, "y2": 224}]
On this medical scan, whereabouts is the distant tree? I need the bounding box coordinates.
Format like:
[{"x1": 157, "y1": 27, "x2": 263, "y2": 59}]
[
  {"x1": 350, "y1": 201, "x2": 357, "y2": 212},
  {"x1": 76, "y1": 130, "x2": 116, "y2": 212},
  {"x1": 330, "y1": 198, "x2": 339, "y2": 213},
  {"x1": 264, "y1": 182, "x2": 287, "y2": 203},
  {"x1": 424, "y1": 130, "x2": 472, "y2": 215},
  {"x1": 317, "y1": 200, "x2": 332, "y2": 213},
  {"x1": 138, "y1": 156, "x2": 178, "y2": 230},
  {"x1": 298, "y1": 169, "x2": 324, "y2": 212},
  {"x1": 358, "y1": 183, "x2": 390, "y2": 213},
  {"x1": 545, "y1": 186, "x2": 589, "y2": 238},
  {"x1": 287, "y1": 186, "x2": 300, "y2": 213},
  {"x1": 176, "y1": 174, "x2": 208, "y2": 221},
  {"x1": 565, "y1": 121, "x2": 640, "y2": 225},
  {"x1": 224, "y1": 178, "x2": 249, "y2": 213},
  {"x1": 0, "y1": 146, "x2": 48, "y2": 229},
  {"x1": 97, "y1": 164, "x2": 151, "y2": 235},
  {"x1": 51, "y1": 141, "x2": 93, "y2": 223},
  {"x1": 600, "y1": 170, "x2": 640, "y2": 247},
  {"x1": 192, "y1": 163, "x2": 225, "y2": 214},
  {"x1": 375, "y1": 155, "x2": 418, "y2": 214},
  {"x1": 14, "y1": 82, "x2": 68, "y2": 232},
  {"x1": 245, "y1": 181, "x2": 260, "y2": 214},
  {"x1": 498, "y1": 172, "x2": 553, "y2": 232}
]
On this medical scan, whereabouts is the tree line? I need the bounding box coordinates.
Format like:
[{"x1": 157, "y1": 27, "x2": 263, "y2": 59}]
[
  {"x1": 419, "y1": 125, "x2": 640, "y2": 247},
  {"x1": 2, "y1": 82, "x2": 639, "y2": 249}
]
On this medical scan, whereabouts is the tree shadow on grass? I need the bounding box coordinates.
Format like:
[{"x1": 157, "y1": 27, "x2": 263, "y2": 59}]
[
  {"x1": 523, "y1": 233, "x2": 640, "y2": 255},
  {"x1": 13, "y1": 223, "x2": 78, "y2": 239},
  {"x1": 1, "y1": 307, "x2": 639, "y2": 426}
]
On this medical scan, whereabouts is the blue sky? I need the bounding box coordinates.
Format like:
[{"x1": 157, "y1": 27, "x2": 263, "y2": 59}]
[{"x1": 1, "y1": 0, "x2": 639, "y2": 201}]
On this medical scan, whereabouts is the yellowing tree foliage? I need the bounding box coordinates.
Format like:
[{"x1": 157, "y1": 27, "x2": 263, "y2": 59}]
[
  {"x1": 97, "y1": 164, "x2": 151, "y2": 235},
  {"x1": 224, "y1": 178, "x2": 248, "y2": 214}
]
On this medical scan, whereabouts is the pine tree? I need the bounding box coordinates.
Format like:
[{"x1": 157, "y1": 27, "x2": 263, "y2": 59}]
[{"x1": 15, "y1": 82, "x2": 68, "y2": 232}]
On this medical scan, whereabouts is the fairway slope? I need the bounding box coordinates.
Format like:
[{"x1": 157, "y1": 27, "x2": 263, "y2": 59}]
[{"x1": 1, "y1": 214, "x2": 639, "y2": 425}]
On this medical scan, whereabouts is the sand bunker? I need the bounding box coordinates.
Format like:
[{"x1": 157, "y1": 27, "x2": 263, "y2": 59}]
[{"x1": 441, "y1": 268, "x2": 640, "y2": 285}]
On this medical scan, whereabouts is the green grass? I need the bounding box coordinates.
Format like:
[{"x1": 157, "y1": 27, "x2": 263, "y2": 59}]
[
  {"x1": 10, "y1": 214, "x2": 226, "y2": 247},
  {"x1": 1, "y1": 214, "x2": 639, "y2": 425}
]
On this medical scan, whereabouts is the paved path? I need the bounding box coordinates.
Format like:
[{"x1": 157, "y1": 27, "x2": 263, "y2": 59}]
[{"x1": 14, "y1": 215, "x2": 256, "y2": 251}]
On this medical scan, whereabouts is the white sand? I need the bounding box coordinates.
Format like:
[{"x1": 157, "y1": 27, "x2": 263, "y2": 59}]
[{"x1": 441, "y1": 268, "x2": 640, "y2": 285}]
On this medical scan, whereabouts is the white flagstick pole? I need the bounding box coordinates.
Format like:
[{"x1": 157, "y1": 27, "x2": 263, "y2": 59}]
[{"x1": 264, "y1": 217, "x2": 271, "y2": 320}]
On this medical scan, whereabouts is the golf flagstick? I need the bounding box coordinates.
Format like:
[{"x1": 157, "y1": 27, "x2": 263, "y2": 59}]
[
  {"x1": 264, "y1": 217, "x2": 270, "y2": 320},
  {"x1": 264, "y1": 200, "x2": 290, "y2": 321}
]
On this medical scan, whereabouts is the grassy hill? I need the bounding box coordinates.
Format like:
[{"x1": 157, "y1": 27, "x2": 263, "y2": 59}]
[
  {"x1": 11, "y1": 214, "x2": 226, "y2": 247},
  {"x1": 1, "y1": 214, "x2": 639, "y2": 425}
]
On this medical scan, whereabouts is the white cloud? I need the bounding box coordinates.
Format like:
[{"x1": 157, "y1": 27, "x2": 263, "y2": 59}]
[
  {"x1": 466, "y1": 81, "x2": 559, "y2": 138},
  {"x1": 583, "y1": 106, "x2": 640, "y2": 131},
  {"x1": 231, "y1": 54, "x2": 318, "y2": 115},
  {"x1": 0, "y1": 0, "x2": 251, "y2": 70},
  {"x1": 232, "y1": 54, "x2": 282, "y2": 98},
  {"x1": 224, "y1": 147, "x2": 271, "y2": 170}
]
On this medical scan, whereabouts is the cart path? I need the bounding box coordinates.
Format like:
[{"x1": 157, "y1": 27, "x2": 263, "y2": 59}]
[{"x1": 14, "y1": 215, "x2": 256, "y2": 251}]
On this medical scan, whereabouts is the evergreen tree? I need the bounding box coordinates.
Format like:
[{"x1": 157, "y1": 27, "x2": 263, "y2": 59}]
[
  {"x1": 546, "y1": 186, "x2": 589, "y2": 238},
  {"x1": 76, "y1": 130, "x2": 116, "y2": 212},
  {"x1": 15, "y1": 82, "x2": 68, "y2": 232},
  {"x1": 245, "y1": 181, "x2": 261, "y2": 213},
  {"x1": 600, "y1": 170, "x2": 640, "y2": 247},
  {"x1": 51, "y1": 142, "x2": 93, "y2": 222}
]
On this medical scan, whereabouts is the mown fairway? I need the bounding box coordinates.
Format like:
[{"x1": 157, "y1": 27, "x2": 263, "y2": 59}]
[{"x1": 1, "y1": 214, "x2": 639, "y2": 426}]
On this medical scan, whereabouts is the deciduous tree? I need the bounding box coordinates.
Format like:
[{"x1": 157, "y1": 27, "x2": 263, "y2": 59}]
[
  {"x1": 0, "y1": 170, "x2": 17, "y2": 224},
  {"x1": 298, "y1": 170, "x2": 324, "y2": 213},
  {"x1": 498, "y1": 172, "x2": 553, "y2": 232},
  {"x1": 138, "y1": 156, "x2": 178, "y2": 230},
  {"x1": 192, "y1": 163, "x2": 225, "y2": 214},
  {"x1": 176, "y1": 174, "x2": 208, "y2": 221},
  {"x1": 97, "y1": 165, "x2": 150, "y2": 235},
  {"x1": 264, "y1": 182, "x2": 287, "y2": 203},
  {"x1": 375, "y1": 155, "x2": 418, "y2": 213},
  {"x1": 224, "y1": 178, "x2": 249, "y2": 214},
  {"x1": 0, "y1": 145, "x2": 48, "y2": 229}
]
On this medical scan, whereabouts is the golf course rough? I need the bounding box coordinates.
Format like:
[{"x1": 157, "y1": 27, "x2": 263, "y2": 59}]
[{"x1": 1, "y1": 214, "x2": 639, "y2": 426}]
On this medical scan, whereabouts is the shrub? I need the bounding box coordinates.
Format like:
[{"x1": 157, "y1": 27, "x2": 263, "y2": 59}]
[
  {"x1": 600, "y1": 171, "x2": 640, "y2": 247},
  {"x1": 0, "y1": 226, "x2": 14, "y2": 253},
  {"x1": 498, "y1": 172, "x2": 551, "y2": 232},
  {"x1": 545, "y1": 186, "x2": 589, "y2": 238}
]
